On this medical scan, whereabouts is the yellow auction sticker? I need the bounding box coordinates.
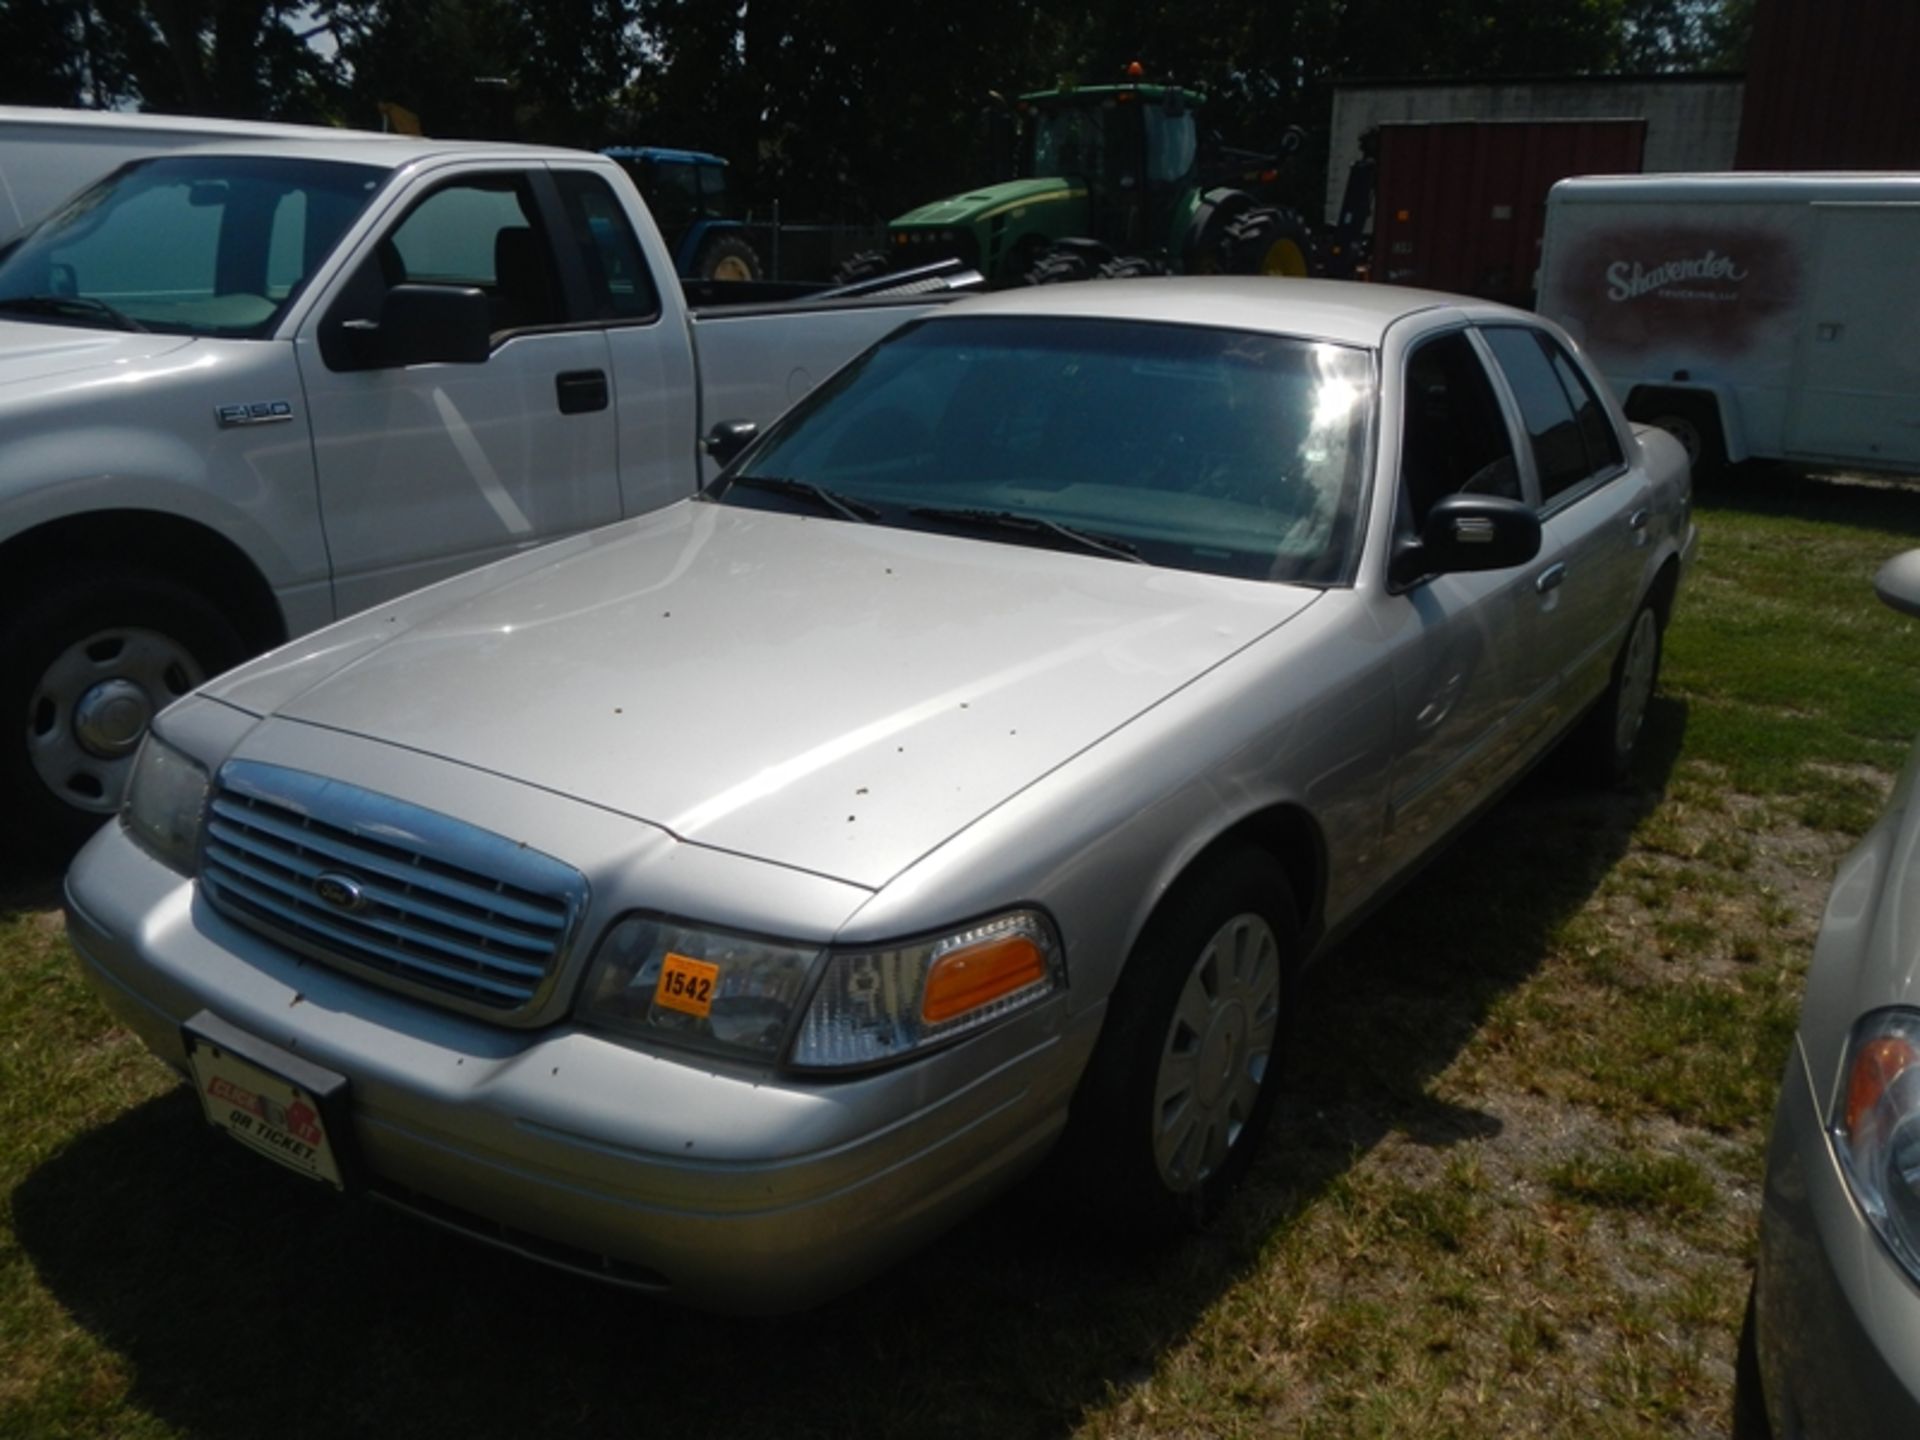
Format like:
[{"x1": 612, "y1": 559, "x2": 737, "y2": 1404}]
[{"x1": 655, "y1": 952, "x2": 720, "y2": 1019}]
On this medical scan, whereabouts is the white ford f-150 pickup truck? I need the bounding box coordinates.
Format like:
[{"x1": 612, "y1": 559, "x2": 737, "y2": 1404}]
[{"x1": 0, "y1": 133, "x2": 961, "y2": 856}]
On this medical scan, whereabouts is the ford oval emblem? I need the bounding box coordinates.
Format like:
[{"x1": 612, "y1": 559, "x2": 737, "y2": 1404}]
[{"x1": 314, "y1": 873, "x2": 366, "y2": 912}]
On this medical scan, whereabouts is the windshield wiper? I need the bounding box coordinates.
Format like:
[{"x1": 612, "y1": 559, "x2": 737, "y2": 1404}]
[
  {"x1": 909, "y1": 505, "x2": 1143, "y2": 563},
  {"x1": 725, "y1": 475, "x2": 880, "y2": 524},
  {"x1": 0, "y1": 294, "x2": 148, "y2": 333}
]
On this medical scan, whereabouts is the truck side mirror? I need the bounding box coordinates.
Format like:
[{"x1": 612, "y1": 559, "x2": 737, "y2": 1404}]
[
  {"x1": 1390, "y1": 494, "x2": 1541, "y2": 588},
  {"x1": 332, "y1": 284, "x2": 492, "y2": 370}
]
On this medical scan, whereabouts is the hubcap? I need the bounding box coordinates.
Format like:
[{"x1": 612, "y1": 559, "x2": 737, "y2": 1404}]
[
  {"x1": 711, "y1": 255, "x2": 754, "y2": 282},
  {"x1": 1152, "y1": 911, "x2": 1282, "y2": 1192},
  {"x1": 26, "y1": 627, "x2": 205, "y2": 814},
  {"x1": 1614, "y1": 609, "x2": 1659, "y2": 761}
]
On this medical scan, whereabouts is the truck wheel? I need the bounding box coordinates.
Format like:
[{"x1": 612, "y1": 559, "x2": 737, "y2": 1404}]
[
  {"x1": 1569, "y1": 597, "x2": 1664, "y2": 786},
  {"x1": 1, "y1": 572, "x2": 246, "y2": 861},
  {"x1": 1024, "y1": 249, "x2": 1093, "y2": 286},
  {"x1": 1063, "y1": 849, "x2": 1296, "y2": 1233},
  {"x1": 1223, "y1": 207, "x2": 1313, "y2": 278},
  {"x1": 696, "y1": 234, "x2": 762, "y2": 282}
]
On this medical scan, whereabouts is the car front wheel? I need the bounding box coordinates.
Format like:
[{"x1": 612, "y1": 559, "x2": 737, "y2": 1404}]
[{"x1": 1067, "y1": 849, "x2": 1297, "y2": 1231}]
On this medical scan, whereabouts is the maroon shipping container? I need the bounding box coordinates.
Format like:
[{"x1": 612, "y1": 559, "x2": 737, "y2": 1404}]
[
  {"x1": 1736, "y1": 0, "x2": 1920, "y2": 169},
  {"x1": 1371, "y1": 118, "x2": 1647, "y2": 306}
]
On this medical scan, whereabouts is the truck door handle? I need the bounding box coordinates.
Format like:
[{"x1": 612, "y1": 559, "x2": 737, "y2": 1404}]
[
  {"x1": 1535, "y1": 562, "x2": 1567, "y2": 594},
  {"x1": 556, "y1": 369, "x2": 609, "y2": 415}
]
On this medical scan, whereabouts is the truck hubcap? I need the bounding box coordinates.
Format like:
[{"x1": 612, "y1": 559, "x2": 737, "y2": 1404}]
[
  {"x1": 1152, "y1": 911, "x2": 1281, "y2": 1192},
  {"x1": 27, "y1": 627, "x2": 203, "y2": 812}
]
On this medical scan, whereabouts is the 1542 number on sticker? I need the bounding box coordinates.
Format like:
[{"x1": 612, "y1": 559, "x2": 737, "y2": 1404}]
[{"x1": 655, "y1": 952, "x2": 721, "y2": 1019}]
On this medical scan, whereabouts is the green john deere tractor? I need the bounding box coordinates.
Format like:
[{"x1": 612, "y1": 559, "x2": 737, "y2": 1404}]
[{"x1": 857, "y1": 78, "x2": 1316, "y2": 287}]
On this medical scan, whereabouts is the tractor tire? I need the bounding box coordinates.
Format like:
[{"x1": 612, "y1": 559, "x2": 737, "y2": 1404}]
[
  {"x1": 695, "y1": 234, "x2": 762, "y2": 282},
  {"x1": 1024, "y1": 249, "x2": 1095, "y2": 286},
  {"x1": 1223, "y1": 207, "x2": 1314, "y2": 278},
  {"x1": 829, "y1": 249, "x2": 891, "y2": 286},
  {"x1": 1185, "y1": 188, "x2": 1255, "y2": 274},
  {"x1": 1097, "y1": 255, "x2": 1166, "y2": 280}
]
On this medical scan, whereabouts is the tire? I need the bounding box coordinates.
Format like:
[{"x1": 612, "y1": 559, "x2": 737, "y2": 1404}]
[
  {"x1": 1095, "y1": 255, "x2": 1165, "y2": 280},
  {"x1": 1569, "y1": 596, "x2": 1663, "y2": 786},
  {"x1": 1063, "y1": 849, "x2": 1298, "y2": 1233},
  {"x1": 829, "y1": 249, "x2": 890, "y2": 286},
  {"x1": 1, "y1": 571, "x2": 247, "y2": 862},
  {"x1": 1637, "y1": 393, "x2": 1726, "y2": 485},
  {"x1": 1023, "y1": 249, "x2": 1094, "y2": 286},
  {"x1": 1222, "y1": 207, "x2": 1314, "y2": 278},
  {"x1": 695, "y1": 233, "x2": 762, "y2": 282}
]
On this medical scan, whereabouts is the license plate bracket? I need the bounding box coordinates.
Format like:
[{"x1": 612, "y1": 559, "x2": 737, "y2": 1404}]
[{"x1": 183, "y1": 1010, "x2": 357, "y2": 1191}]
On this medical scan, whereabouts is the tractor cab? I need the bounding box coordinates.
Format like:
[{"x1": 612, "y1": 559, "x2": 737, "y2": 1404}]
[
  {"x1": 1020, "y1": 83, "x2": 1202, "y2": 257},
  {"x1": 602, "y1": 146, "x2": 763, "y2": 282}
]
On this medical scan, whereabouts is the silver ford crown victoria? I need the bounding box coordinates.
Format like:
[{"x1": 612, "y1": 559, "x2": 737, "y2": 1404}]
[{"x1": 65, "y1": 279, "x2": 1695, "y2": 1313}]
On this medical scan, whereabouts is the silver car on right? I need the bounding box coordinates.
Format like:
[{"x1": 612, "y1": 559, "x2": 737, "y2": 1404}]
[{"x1": 1747, "y1": 549, "x2": 1920, "y2": 1434}]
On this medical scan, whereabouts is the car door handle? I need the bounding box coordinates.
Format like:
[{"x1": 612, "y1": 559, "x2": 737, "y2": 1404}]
[
  {"x1": 1628, "y1": 508, "x2": 1650, "y2": 530},
  {"x1": 1534, "y1": 562, "x2": 1567, "y2": 594},
  {"x1": 555, "y1": 369, "x2": 609, "y2": 415}
]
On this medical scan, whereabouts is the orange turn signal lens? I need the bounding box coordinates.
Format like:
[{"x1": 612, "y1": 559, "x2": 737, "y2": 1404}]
[
  {"x1": 921, "y1": 936, "x2": 1047, "y2": 1024},
  {"x1": 1845, "y1": 1035, "x2": 1919, "y2": 1135}
]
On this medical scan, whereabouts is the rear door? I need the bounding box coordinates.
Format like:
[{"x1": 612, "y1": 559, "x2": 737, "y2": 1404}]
[
  {"x1": 1480, "y1": 323, "x2": 1649, "y2": 727},
  {"x1": 296, "y1": 167, "x2": 621, "y2": 618},
  {"x1": 1787, "y1": 203, "x2": 1920, "y2": 468}
]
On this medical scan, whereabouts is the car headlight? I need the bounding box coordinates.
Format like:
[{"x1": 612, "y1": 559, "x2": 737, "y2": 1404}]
[
  {"x1": 1832, "y1": 1008, "x2": 1920, "y2": 1279},
  {"x1": 121, "y1": 733, "x2": 211, "y2": 874},
  {"x1": 578, "y1": 908, "x2": 1064, "y2": 1069}
]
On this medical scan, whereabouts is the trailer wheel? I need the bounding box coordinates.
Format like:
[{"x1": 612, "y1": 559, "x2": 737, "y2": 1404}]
[
  {"x1": 1634, "y1": 391, "x2": 1726, "y2": 485},
  {"x1": 696, "y1": 234, "x2": 762, "y2": 282}
]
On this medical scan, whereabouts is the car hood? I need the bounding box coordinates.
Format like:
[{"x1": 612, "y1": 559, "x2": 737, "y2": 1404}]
[
  {"x1": 0, "y1": 320, "x2": 196, "y2": 389},
  {"x1": 893, "y1": 176, "x2": 1086, "y2": 228},
  {"x1": 209, "y1": 502, "x2": 1319, "y2": 889}
]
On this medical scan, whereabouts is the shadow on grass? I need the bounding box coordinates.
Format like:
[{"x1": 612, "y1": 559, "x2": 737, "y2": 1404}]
[
  {"x1": 1696, "y1": 463, "x2": 1920, "y2": 536},
  {"x1": 13, "y1": 703, "x2": 1685, "y2": 1440}
]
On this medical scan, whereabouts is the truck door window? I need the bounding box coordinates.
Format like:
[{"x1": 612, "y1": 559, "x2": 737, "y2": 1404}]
[
  {"x1": 1481, "y1": 326, "x2": 1597, "y2": 501},
  {"x1": 552, "y1": 171, "x2": 663, "y2": 322},
  {"x1": 382, "y1": 177, "x2": 565, "y2": 334},
  {"x1": 1398, "y1": 331, "x2": 1521, "y2": 535}
]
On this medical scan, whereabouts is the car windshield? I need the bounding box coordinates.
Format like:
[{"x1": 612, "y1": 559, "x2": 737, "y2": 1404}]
[
  {"x1": 0, "y1": 155, "x2": 386, "y2": 337},
  {"x1": 719, "y1": 314, "x2": 1376, "y2": 585}
]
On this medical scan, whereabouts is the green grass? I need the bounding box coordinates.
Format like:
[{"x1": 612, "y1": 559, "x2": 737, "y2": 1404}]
[{"x1": 4, "y1": 468, "x2": 1920, "y2": 1438}]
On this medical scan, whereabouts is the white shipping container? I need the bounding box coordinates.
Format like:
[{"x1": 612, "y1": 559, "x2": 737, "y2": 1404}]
[{"x1": 1537, "y1": 172, "x2": 1920, "y2": 477}]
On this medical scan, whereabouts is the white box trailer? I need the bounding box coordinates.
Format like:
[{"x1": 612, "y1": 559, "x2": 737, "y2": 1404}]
[
  {"x1": 0, "y1": 105, "x2": 391, "y2": 237},
  {"x1": 1537, "y1": 172, "x2": 1920, "y2": 478}
]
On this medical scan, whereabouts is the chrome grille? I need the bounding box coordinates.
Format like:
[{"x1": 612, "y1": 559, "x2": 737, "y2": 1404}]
[{"x1": 200, "y1": 761, "x2": 586, "y2": 1012}]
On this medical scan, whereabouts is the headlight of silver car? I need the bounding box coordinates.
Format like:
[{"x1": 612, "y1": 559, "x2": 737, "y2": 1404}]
[
  {"x1": 578, "y1": 908, "x2": 1064, "y2": 1069},
  {"x1": 1832, "y1": 1008, "x2": 1920, "y2": 1280},
  {"x1": 121, "y1": 733, "x2": 211, "y2": 874}
]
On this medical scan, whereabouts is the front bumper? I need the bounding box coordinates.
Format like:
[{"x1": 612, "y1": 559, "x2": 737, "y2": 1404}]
[
  {"x1": 1753, "y1": 1036, "x2": 1920, "y2": 1434},
  {"x1": 66, "y1": 823, "x2": 1095, "y2": 1314}
]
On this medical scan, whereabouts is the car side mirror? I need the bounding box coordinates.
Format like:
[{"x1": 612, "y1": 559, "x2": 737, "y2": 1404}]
[
  {"x1": 1875, "y1": 549, "x2": 1920, "y2": 619},
  {"x1": 702, "y1": 419, "x2": 759, "y2": 467},
  {"x1": 1390, "y1": 494, "x2": 1541, "y2": 588},
  {"x1": 333, "y1": 284, "x2": 491, "y2": 370}
]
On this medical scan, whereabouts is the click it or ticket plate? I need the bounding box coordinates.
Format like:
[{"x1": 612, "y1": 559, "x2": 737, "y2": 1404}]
[
  {"x1": 655, "y1": 951, "x2": 720, "y2": 1019},
  {"x1": 187, "y1": 1034, "x2": 345, "y2": 1188}
]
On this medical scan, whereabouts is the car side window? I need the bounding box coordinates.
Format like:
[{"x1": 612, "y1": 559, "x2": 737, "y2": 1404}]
[
  {"x1": 552, "y1": 171, "x2": 663, "y2": 323},
  {"x1": 1398, "y1": 330, "x2": 1521, "y2": 536},
  {"x1": 1545, "y1": 340, "x2": 1625, "y2": 476},
  {"x1": 1482, "y1": 326, "x2": 1605, "y2": 503}
]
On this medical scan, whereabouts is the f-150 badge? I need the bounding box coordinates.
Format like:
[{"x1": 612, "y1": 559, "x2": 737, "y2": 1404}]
[{"x1": 215, "y1": 400, "x2": 294, "y2": 428}]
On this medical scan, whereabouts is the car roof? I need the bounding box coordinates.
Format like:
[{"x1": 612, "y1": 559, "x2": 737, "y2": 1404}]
[
  {"x1": 936, "y1": 277, "x2": 1513, "y2": 348},
  {"x1": 112, "y1": 133, "x2": 602, "y2": 171}
]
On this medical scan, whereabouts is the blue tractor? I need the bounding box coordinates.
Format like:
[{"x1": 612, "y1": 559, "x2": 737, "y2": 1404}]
[{"x1": 602, "y1": 147, "x2": 764, "y2": 282}]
